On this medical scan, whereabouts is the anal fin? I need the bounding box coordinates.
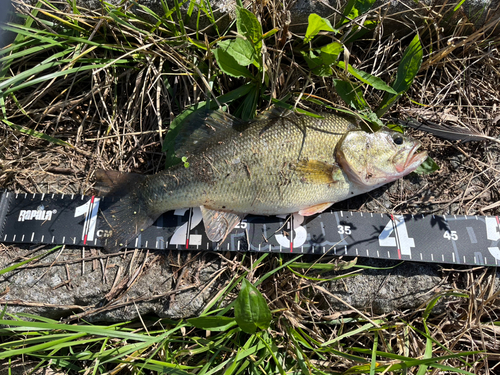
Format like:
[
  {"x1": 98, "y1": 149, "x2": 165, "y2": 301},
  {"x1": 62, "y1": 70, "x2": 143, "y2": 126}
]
[
  {"x1": 201, "y1": 206, "x2": 246, "y2": 242},
  {"x1": 299, "y1": 202, "x2": 334, "y2": 216}
]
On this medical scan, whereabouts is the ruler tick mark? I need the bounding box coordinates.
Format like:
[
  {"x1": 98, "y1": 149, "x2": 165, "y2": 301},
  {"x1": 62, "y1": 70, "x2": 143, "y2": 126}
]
[
  {"x1": 41, "y1": 235, "x2": 44, "y2": 242},
  {"x1": 452, "y1": 253, "x2": 456, "y2": 262},
  {"x1": 31, "y1": 232, "x2": 34, "y2": 242},
  {"x1": 21, "y1": 235, "x2": 24, "y2": 241}
]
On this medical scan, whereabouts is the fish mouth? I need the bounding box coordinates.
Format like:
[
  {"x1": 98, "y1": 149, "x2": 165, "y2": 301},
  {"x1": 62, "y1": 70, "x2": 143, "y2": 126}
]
[{"x1": 397, "y1": 144, "x2": 428, "y2": 173}]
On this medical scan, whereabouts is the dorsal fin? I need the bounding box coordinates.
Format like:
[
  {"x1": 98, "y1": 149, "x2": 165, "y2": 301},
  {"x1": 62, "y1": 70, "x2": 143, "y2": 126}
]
[
  {"x1": 254, "y1": 107, "x2": 295, "y2": 121},
  {"x1": 174, "y1": 109, "x2": 246, "y2": 157}
]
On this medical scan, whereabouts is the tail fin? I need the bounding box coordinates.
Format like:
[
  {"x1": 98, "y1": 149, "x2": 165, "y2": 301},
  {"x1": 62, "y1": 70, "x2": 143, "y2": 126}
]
[{"x1": 96, "y1": 170, "x2": 155, "y2": 253}]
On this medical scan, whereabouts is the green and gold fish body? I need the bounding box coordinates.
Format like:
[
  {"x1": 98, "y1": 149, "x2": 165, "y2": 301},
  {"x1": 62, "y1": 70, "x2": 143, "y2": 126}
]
[{"x1": 101, "y1": 109, "x2": 427, "y2": 252}]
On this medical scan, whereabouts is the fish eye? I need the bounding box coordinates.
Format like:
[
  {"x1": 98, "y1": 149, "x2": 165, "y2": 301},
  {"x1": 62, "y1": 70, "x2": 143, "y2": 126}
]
[{"x1": 392, "y1": 134, "x2": 404, "y2": 145}]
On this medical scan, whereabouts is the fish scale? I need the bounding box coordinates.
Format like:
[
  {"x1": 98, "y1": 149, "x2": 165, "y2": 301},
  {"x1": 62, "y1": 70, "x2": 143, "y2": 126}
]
[{"x1": 99, "y1": 109, "x2": 427, "y2": 252}]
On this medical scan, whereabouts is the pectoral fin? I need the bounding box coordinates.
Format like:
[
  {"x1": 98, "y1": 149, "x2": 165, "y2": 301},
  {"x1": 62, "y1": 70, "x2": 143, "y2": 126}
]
[
  {"x1": 201, "y1": 206, "x2": 246, "y2": 242},
  {"x1": 299, "y1": 202, "x2": 334, "y2": 216},
  {"x1": 294, "y1": 160, "x2": 342, "y2": 184}
]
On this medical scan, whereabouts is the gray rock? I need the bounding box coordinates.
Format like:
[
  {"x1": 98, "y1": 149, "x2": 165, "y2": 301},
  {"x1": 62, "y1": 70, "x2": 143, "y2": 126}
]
[
  {"x1": 0, "y1": 247, "x2": 226, "y2": 322},
  {"x1": 325, "y1": 259, "x2": 447, "y2": 314},
  {"x1": 1, "y1": 245, "x2": 498, "y2": 321}
]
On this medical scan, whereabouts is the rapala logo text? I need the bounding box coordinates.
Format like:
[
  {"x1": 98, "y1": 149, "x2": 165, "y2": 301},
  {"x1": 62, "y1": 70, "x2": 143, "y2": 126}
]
[{"x1": 18, "y1": 208, "x2": 56, "y2": 222}]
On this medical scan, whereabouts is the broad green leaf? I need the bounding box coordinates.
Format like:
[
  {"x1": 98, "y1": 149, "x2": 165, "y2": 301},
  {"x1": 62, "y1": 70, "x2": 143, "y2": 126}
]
[
  {"x1": 213, "y1": 47, "x2": 253, "y2": 79},
  {"x1": 386, "y1": 123, "x2": 405, "y2": 134},
  {"x1": 332, "y1": 79, "x2": 369, "y2": 110},
  {"x1": 376, "y1": 34, "x2": 423, "y2": 117},
  {"x1": 337, "y1": 61, "x2": 397, "y2": 94},
  {"x1": 234, "y1": 279, "x2": 271, "y2": 334},
  {"x1": 218, "y1": 38, "x2": 258, "y2": 68},
  {"x1": 304, "y1": 14, "x2": 337, "y2": 43},
  {"x1": 340, "y1": 0, "x2": 377, "y2": 26},
  {"x1": 414, "y1": 156, "x2": 439, "y2": 175},
  {"x1": 340, "y1": 0, "x2": 359, "y2": 25},
  {"x1": 320, "y1": 42, "x2": 343, "y2": 65},
  {"x1": 235, "y1": 7, "x2": 262, "y2": 54},
  {"x1": 302, "y1": 43, "x2": 343, "y2": 76},
  {"x1": 363, "y1": 111, "x2": 384, "y2": 130},
  {"x1": 187, "y1": 316, "x2": 237, "y2": 331},
  {"x1": 302, "y1": 50, "x2": 332, "y2": 77}
]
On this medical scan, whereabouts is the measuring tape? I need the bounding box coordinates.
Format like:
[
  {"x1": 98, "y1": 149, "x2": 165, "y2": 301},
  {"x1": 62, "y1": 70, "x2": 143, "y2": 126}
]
[{"x1": 1, "y1": 189, "x2": 499, "y2": 267}]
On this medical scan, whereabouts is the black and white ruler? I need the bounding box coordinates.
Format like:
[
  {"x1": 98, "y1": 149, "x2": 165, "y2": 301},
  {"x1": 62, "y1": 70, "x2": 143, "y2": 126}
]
[{"x1": 0, "y1": 190, "x2": 499, "y2": 267}]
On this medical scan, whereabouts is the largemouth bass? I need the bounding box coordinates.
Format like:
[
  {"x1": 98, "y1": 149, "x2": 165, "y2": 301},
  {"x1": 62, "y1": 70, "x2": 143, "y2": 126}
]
[{"x1": 100, "y1": 109, "x2": 427, "y2": 252}]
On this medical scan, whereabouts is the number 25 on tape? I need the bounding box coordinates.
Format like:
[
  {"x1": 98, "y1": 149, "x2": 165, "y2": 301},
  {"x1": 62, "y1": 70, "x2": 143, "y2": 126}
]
[{"x1": 378, "y1": 215, "x2": 415, "y2": 257}]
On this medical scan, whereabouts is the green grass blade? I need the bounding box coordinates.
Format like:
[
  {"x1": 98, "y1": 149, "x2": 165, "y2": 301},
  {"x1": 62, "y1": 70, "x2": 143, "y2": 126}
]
[
  {"x1": 3, "y1": 120, "x2": 74, "y2": 147},
  {"x1": 337, "y1": 61, "x2": 397, "y2": 94},
  {"x1": 376, "y1": 34, "x2": 423, "y2": 117},
  {"x1": 0, "y1": 246, "x2": 60, "y2": 276}
]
